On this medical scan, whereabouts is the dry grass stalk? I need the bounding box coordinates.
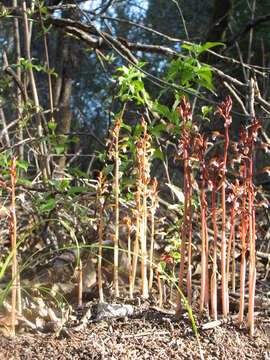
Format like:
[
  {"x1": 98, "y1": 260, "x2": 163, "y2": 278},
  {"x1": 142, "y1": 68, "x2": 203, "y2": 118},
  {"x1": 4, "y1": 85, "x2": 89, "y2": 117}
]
[{"x1": 78, "y1": 259, "x2": 83, "y2": 307}]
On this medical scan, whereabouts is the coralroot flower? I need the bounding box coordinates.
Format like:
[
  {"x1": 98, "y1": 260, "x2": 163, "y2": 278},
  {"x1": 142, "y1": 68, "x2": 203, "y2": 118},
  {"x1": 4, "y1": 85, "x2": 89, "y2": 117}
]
[
  {"x1": 217, "y1": 95, "x2": 233, "y2": 126},
  {"x1": 178, "y1": 96, "x2": 192, "y2": 121}
]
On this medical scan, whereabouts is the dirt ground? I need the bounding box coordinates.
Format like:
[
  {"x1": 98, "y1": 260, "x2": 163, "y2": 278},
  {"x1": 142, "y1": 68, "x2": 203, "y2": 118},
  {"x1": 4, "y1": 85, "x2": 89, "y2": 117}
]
[{"x1": 0, "y1": 292, "x2": 269, "y2": 360}]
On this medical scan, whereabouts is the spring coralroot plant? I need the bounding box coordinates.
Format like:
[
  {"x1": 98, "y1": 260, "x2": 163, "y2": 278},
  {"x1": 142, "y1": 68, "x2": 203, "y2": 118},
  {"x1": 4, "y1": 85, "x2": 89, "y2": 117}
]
[
  {"x1": 148, "y1": 177, "x2": 159, "y2": 292},
  {"x1": 10, "y1": 156, "x2": 17, "y2": 336},
  {"x1": 123, "y1": 215, "x2": 134, "y2": 299},
  {"x1": 247, "y1": 117, "x2": 261, "y2": 336},
  {"x1": 97, "y1": 171, "x2": 108, "y2": 303},
  {"x1": 113, "y1": 118, "x2": 121, "y2": 297},
  {"x1": 176, "y1": 96, "x2": 192, "y2": 315},
  {"x1": 216, "y1": 95, "x2": 232, "y2": 317},
  {"x1": 140, "y1": 117, "x2": 152, "y2": 299}
]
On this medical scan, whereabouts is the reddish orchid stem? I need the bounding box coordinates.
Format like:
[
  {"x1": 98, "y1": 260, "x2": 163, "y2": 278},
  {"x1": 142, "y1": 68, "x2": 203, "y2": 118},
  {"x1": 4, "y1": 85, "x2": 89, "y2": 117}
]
[
  {"x1": 204, "y1": 202, "x2": 209, "y2": 314},
  {"x1": 248, "y1": 118, "x2": 260, "y2": 336},
  {"x1": 177, "y1": 145, "x2": 188, "y2": 313},
  {"x1": 239, "y1": 161, "x2": 247, "y2": 324},
  {"x1": 176, "y1": 96, "x2": 192, "y2": 315},
  {"x1": 199, "y1": 156, "x2": 207, "y2": 318},
  {"x1": 211, "y1": 169, "x2": 218, "y2": 320},
  {"x1": 226, "y1": 195, "x2": 237, "y2": 313},
  {"x1": 187, "y1": 165, "x2": 193, "y2": 306},
  {"x1": 217, "y1": 96, "x2": 232, "y2": 318}
]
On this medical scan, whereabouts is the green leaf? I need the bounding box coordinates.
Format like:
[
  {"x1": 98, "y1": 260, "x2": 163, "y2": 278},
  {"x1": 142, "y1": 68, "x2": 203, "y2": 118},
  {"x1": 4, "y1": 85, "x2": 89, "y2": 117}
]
[
  {"x1": 103, "y1": 164, "x2": 114, "y2": 176},
  {"x1": 150, "y1": 123, "x2": 167, "y2": 137},
  {"x1": 67, "y1": 186, "x2": 88, "y2": 195},
  {"x1": 71, "y1": 137, "x2": 80, "y2": 144},
  {"x1": 120, "y1": 121, "x2": 132, "y2": 133},
  {"x1": 40, "y1": 198, "x2": 57, "y2": 213},
  {"x1": 17, "y1": 160, "x2": 29, "y2": 172},
  {"x1": 17, "y1": 178, "x2": 32, "y2": 186},
  {"x1": 196, "y1": 77, "x2": 215, "y2": 93},
  {"x1": 153, "y1": 103, "x2": 170, "y2": 118},
  {"x1": 55, "y1": 145, "x2": 65, "y2": 155},
  {"x1": 197, "y1": 66, "x2": 212, "y2": 84},
  {"x1": 201, "y1": 105, "x2": 213, "y2": 117},
  {"x1": 121, "y1": 177, "x2": 136, "y2": 186},
  {"x1": 172, "y1": 251, "x2": 181, "y2": 261},
  {"x1": 98, "y1": 151, "x2": 106, "y2": 163},
  {"x1": 40, "y1": 6, "x2": 48, "y2": 15},
  {"x1": 197, "y1": 42, "x2": 224, "y2": 55},
  {"x1": 154, "y1": 149, "x2": 164, "y2": 161},
  {"x1": 0, "y1": 154, "x2": 8, "y2": 167},
  {"x1": 60, "y1": 179, "x2": 70, "y2": 192},
  {"x1": 68, "y1": 167, "x2": 90, "y2": 179},
  {"x1": 134, "y1": 123, "x2": 141, "y2": 137},
  {"x1": 137, "y1": 61, "x2": 147, "y2": 68},
  {"x1": 181, "y1": 64, "x2": 195, "y2": 85},
  {"x1": 157, "y1": 261, "x2": 166, "y2": 273},
  {"x1": 48, "y1": 120, "x2": 57, "y2": 131}
]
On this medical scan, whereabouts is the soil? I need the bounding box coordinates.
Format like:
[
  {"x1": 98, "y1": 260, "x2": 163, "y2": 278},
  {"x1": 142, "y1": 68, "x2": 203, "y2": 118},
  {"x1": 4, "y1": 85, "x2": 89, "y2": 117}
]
[
  {"x1": 0, "y1": 203, "x2": 269, "y2": 359},
  {"x1": 0, "y1": 292, "x2": 269, "y2": 360}
]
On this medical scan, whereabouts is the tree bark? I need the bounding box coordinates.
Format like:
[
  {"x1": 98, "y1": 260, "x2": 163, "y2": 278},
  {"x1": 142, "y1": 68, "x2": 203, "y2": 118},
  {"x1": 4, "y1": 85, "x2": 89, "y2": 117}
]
[{"x1": 53, "y1": 12, "x2": 74, "y2": 170}]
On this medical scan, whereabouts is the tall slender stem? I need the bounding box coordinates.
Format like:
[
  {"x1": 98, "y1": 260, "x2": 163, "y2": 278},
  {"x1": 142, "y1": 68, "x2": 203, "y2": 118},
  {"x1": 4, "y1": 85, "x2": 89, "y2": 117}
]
[
  {"x1": 10, "y1": 157, "x2": 17, "y2": 336},
  {"x1": 217, "y1": 96, "x2": 232, "y2": 317},
  {"x1": 211, "y1": 170, "x2": 218, "y2": 320},
  {"x1": 239, "y1": 160, "x2": 247, "y2": 324},
  {"x1": 114, "y1": 119, "x2": 120, "y2": 297},
  {"x1": 187, "y1": 166, "x2": 193, "y2": 306}
]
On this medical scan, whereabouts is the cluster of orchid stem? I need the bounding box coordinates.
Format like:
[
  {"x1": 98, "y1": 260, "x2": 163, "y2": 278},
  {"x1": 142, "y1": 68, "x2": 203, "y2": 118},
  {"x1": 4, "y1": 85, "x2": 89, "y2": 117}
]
[
  {"x1": 176, "y1": 95, "x2": 262, "y2": 335},
  {"x1": 131, "y1": 117, "x2": 159, "y2": 300},
  {"x1": 176, "y1": 97, "x2": 194, "y2": 314},
  {"x1": 101, "y1": 117, "x2": 159, "y2": 301}
]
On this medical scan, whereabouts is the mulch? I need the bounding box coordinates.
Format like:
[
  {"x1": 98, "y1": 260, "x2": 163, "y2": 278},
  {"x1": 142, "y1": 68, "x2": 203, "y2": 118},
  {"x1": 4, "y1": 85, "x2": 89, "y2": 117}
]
[{"x1": 1, "y1": 296, "x2": 269, "y2": 360}]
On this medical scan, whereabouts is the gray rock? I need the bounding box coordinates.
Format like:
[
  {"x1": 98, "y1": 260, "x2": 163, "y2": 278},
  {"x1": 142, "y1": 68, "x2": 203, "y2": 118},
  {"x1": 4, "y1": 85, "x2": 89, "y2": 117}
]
[{"x1": 95, "y1": 302, "x2": 134, "y2": 321}]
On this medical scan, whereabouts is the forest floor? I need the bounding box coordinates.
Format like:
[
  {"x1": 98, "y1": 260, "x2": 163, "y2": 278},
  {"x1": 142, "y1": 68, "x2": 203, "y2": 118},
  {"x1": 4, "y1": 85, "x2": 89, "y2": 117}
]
[
  {"x1": 0, "y1": 286, "x2": 270, "y2": 360},
  {"x1": 0, "y1": 206, "x2": 270, "y2": 359}
]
